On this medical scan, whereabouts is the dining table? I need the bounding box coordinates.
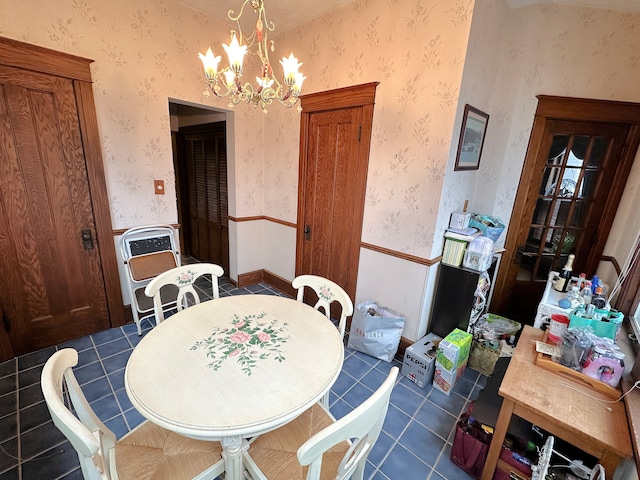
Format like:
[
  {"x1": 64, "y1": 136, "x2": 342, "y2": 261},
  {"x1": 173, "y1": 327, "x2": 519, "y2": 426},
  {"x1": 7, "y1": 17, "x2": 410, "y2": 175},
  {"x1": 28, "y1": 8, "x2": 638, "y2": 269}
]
[{"x1": 124, "y1": 294, "x2": 345, "y2": 480}]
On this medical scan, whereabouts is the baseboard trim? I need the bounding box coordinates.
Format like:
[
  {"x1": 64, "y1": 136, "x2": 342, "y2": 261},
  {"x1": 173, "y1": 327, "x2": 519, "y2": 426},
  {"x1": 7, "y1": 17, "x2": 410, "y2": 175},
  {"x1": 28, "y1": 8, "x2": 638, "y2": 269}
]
[
  {"x1": 236, "y1": 269, "x2": 297, "y2": 298},
  {"x1": 236, "y1": 270, "x2": 263, "y2": 288}
]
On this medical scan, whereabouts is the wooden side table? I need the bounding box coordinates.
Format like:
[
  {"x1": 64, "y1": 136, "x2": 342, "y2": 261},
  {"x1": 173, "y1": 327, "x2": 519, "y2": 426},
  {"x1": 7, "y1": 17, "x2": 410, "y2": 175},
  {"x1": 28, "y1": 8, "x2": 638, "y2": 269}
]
[{"x1": 481, "y1": 326, "x2": 632, "y2": 480}]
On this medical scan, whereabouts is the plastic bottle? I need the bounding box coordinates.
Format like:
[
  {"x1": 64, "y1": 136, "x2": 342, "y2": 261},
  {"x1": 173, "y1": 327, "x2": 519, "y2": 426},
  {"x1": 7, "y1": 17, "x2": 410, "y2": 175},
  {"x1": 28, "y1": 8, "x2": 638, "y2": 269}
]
[
  {"x1": 566, "y1": 285, "x2": 584, "y2": 309},
  {"x1": 553, "y1": 254, "x2": 575, "y2": 293},
  {"x1": 592, "y1": 286, "x2": 607, "y2": 309},
  {"x1": 464, "y1": 415, "x2": 475, "y2": 433},
  {"x1": 581, "y1": 281, "x2": 592, "y2": 305},
  {"x1": 578, "y1": 273, "x2": 587, "y2": 289},
  {"x1": 591, "y1": 275, "x2": 599, "y2": 294}
]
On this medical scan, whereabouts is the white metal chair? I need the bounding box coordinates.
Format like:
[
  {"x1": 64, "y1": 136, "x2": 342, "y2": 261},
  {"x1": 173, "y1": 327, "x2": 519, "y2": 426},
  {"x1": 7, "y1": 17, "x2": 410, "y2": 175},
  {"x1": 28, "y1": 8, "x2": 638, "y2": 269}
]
[
  {"x1": 144, "y1": 263, "x2": 224, "y2": 324},
  {"x1": 41, "y1": 348, "x2": 224, "y2": 480},
  {"x1": 244, "y1": 366, "x2": 398, "y2": 480},
  {"x1": 292, "y1": 275, "x2": 354, "y2": 338},
  {"x1": 120, "y1": 225, "x2": 181, "y2": 335}
]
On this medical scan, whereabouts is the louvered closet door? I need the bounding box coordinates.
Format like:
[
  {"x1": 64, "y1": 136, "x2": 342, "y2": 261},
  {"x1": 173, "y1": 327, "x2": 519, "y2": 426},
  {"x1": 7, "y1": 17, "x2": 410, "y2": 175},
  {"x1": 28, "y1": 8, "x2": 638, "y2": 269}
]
[{"x1": 181, "y1": 124, "x2": 229, "y2": 275}]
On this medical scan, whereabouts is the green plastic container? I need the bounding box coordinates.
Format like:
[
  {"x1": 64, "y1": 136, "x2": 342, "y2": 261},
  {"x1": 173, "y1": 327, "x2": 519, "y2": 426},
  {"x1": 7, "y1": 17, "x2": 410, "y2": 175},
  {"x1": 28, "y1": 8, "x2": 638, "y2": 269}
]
[{"x1": 568, "y1": 306, "x2": 623, "y2": 340}]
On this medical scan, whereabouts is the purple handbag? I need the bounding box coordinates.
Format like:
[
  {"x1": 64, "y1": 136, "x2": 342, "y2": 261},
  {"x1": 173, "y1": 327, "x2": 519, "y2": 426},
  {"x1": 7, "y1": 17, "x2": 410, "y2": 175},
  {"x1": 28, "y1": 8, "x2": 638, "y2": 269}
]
[{"x1": 450, "y1": 408, "x2": 491, "y2": 478}]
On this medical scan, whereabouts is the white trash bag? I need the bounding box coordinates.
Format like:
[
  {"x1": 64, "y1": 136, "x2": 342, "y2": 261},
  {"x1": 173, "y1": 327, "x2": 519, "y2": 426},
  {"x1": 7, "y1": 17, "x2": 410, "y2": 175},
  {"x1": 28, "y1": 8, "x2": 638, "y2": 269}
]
[{"x1": 347, "y1": 301, "x2": 406, "y2": 362}]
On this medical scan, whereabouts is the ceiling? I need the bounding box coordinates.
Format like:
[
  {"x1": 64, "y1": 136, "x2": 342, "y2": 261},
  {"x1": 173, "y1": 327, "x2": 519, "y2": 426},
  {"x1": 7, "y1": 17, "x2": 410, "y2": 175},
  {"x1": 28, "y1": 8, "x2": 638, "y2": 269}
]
[
  {"x1": 176, "y1": 0, "x2": 355, "y2": 33},
  {"x1": 178, "y1": 0, "x2": 640, "y2": 33},
  {"x1": 507, "y1": 0, "x2": 640, "y2": 10}
]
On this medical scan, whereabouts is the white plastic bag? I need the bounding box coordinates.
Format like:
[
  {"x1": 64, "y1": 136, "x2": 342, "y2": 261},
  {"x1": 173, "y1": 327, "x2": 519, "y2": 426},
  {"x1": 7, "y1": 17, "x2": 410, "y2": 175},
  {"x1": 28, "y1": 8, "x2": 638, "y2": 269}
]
[{"x1": 347, "y1": 301, "x2": 405, "y2": 362}]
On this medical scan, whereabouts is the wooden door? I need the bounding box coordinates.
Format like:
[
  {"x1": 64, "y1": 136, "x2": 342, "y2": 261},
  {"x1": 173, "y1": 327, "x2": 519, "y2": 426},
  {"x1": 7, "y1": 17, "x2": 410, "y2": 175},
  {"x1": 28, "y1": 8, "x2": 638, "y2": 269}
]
[
  {"x1": 0, "y1": 64, "x2": 111, "y2": 355},
  {"x1": 176, "y1": 122, "x2": 229, "y2": 275},
  {"x1": 492, "y1": 96, "x2": 640, "y2": 325},
  {"x1": 296, "y1": 83, "x2": 378, "y2": 308}
]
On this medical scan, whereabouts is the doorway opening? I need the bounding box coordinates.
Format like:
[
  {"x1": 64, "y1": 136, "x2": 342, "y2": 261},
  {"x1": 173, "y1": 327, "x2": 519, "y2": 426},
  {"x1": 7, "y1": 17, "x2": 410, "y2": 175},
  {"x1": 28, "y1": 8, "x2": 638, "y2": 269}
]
[{"x1": 168, "y1": 101, "x2": 231, "y2": 276}]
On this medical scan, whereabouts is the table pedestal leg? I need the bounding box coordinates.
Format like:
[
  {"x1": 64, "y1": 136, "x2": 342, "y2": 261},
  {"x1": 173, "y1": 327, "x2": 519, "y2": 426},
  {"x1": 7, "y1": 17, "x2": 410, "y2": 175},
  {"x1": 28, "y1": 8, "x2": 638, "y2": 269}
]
[
  {"x1": 481, "y1": 397, "x2": 514, "y2": 480},
  {"x1": 222, "y1": 435, "x2": 244, "y2": 480}
]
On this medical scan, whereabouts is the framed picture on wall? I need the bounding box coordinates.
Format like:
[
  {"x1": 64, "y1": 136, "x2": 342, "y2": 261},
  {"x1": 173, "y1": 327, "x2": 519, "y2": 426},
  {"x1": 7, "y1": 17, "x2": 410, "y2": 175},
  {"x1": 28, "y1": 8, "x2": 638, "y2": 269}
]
[{"x1": 454, "y1": 104, "x2": 489, "y2": 171}]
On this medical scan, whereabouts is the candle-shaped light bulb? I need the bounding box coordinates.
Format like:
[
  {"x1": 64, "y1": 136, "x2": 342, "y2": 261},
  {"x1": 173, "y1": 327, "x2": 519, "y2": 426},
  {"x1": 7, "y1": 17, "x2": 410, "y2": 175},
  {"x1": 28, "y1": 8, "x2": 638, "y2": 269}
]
[
  {"x1": 280, "y1": 53, "x2": 302, "y2": 86},
  {"x1": 198, "y1": 48, "x2": 221, "y2": 81},
  {"x1": 292, "y1": 72, "x2": 306, "y2": 95},
  {"x1": 256, "y1": 76, "x2": 274, "y2": 89},
  {"x1": 223, "y1": 33, "x2": 247, "y2": 75},
  {"x1": 224, "y1": 70, "x2": 236, "y2": 88}
]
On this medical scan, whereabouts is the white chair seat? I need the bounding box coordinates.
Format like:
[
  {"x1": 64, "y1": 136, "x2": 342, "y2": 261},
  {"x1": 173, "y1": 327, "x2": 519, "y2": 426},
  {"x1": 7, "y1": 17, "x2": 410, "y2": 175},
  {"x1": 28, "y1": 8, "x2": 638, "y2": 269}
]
[
  {"x1": 244, "y1": 367, "x2": 398, "y2": 480},
  {"x1": 115, "y1": 421, "x2": 222, "y2": 480},
  {"x1": 248, "y1": 403, "x2": 349, "y2": 480},
  {"x1": 41, "y1": 348, "x2": 224, "y2": 480}
]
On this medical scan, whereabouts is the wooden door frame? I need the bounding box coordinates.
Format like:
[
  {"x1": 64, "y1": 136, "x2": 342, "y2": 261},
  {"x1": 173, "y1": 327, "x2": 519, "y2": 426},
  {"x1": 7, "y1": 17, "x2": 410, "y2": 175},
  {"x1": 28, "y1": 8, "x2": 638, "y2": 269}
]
[
  {"x1": 295, "y1": 82, "x2": 378, "y2": 301},
  {"x1": 492, "y1": 95, "x2": 640, "y2": 314},
  {"x1": 0, "y1": 37, "x2": 124, "y2": 336}
]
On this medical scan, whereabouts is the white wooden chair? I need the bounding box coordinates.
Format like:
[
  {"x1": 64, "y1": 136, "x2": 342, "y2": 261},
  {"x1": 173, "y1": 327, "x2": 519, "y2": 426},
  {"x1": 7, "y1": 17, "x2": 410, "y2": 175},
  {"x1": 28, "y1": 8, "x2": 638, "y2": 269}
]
[
  {"x1": 292, "y1": 275, "x2": 354, "y2": 338},
  {"x1": 41, "y1": 348, "x2": 224, "y2": 480},
  {"x1": 121, "y1": 225, "x2": 181, "y2": 335},
  {"x1": 244, "y1": 366, "x2": 398, "y2": 480},
  {"x1": 144, "y1": 263, "x2": 224, "y2": 324}
]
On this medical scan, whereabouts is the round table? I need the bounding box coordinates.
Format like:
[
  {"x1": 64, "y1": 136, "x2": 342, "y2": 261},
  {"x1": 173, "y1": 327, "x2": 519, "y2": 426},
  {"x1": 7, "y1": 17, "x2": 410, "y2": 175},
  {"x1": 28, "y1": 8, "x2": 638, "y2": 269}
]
[{"x1": 125, "y1": 294, "x2": 344, "y2": 480}]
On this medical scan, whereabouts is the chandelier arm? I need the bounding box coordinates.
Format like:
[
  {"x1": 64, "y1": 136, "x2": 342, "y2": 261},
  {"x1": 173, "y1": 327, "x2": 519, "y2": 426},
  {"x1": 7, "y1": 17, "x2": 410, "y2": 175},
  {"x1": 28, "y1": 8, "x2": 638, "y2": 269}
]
[
  {"x1": 228, "y1": 0, "x2": 250, "y2": 23},
  {"x1": 276, "y1": 97, "x2": 299, "y2": 109}
]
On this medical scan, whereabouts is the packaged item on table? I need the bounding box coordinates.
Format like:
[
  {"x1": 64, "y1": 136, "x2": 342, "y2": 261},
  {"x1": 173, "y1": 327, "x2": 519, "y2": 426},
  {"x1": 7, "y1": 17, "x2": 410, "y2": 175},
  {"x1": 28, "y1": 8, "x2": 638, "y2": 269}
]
[
  {"x1": 559, "y1": 328, "x2": 591, "y2": 371},
  {"x1": 581, "y1": 340, "x2": 625, "y2": 388},
  {"x1": 548, "y1": 314, "x2": 569, "y2": 345},
  {"x1": 558, "y1": 327, "x2": 625, "y2": 388}
]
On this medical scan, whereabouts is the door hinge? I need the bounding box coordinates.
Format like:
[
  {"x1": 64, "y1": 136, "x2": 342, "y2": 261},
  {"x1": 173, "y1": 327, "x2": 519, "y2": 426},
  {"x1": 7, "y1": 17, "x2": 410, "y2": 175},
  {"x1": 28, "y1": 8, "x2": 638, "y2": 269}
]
[{"x1": 358, "y1": 126, "x2": 362, "y2": 142}]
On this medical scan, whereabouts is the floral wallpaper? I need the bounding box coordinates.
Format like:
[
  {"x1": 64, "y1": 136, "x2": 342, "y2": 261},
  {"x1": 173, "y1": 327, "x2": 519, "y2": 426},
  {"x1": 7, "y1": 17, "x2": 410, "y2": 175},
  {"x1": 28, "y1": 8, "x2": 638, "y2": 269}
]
[
  {"x1": 0, "y1": 0, "x2": 227, "y2": 228},
  {"x1": 484, "y1": 4, "x2": 640, "y2": 229},
  {"x1": 2, "y1": 0, "x2": 639, "y2": 339},
  {"x1": 265, "y1": 0, "x2": 476, "y2": 266}
]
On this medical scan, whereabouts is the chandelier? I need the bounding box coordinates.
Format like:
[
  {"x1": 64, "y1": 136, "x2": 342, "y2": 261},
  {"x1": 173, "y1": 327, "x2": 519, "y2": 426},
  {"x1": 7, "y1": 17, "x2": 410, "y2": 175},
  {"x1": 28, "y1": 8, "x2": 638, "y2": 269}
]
[{"x1": 198, "y1": 0, "x2": 306, "y2": 112}]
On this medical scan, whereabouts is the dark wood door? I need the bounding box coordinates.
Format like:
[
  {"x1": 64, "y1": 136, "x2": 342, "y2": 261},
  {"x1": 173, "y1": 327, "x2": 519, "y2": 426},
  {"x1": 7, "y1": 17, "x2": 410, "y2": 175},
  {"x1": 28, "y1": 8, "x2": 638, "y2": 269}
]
[
  {"x1": 177, "y1": 122, "x2": 229, "y2": 275},
  {"x1": 296, "y1": 83, "x2": 378, "y2": 309},
  {"x1": 0, "y1": 65, "x2": 110, "y2": 355},
  {"x1": 492, "y1": 96, "x2": 640, "y2": 325}
]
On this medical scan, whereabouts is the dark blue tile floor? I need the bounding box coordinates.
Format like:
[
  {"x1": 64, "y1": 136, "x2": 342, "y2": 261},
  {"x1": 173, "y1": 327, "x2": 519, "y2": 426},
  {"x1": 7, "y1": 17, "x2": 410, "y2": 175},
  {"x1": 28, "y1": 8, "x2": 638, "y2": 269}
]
[{"x1": 0, "y1": 276, "x2": 485, "y2": 480}]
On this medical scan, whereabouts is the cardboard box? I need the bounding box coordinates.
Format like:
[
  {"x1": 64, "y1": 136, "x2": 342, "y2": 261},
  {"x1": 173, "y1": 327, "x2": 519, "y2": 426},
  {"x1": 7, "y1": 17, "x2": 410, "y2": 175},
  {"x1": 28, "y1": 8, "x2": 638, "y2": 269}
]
[
  {"x1": 401, "y1": 333, "x2": 442, "y2": 388},
  {"x1": 435, "y1": 328, "x2": 472, "y2": 373},
  {"x1": 433, "y1": 328, "x2": 472, "y2": 395},
  {"x1": 442, "y1": 238, "x2": 467, "y2": 267},
  {"x1": 433, "y1": 361, "x2": 467, "y2": 395},
  {"x1": 449, "y1": 211, "x2": 471, "y2": 230}
]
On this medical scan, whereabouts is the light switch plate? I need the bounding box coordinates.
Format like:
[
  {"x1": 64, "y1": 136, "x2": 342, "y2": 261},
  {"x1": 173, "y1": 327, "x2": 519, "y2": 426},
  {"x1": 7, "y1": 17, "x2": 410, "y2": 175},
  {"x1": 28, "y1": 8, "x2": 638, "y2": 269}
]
[{"x1": 154, "y1": 179, "x2": 165, "y2": 195}]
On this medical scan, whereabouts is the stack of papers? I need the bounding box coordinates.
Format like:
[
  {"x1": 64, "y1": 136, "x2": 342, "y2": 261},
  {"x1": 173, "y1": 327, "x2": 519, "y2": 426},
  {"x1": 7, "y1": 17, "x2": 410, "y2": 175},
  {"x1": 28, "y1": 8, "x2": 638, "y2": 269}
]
[{"x1": 444, "y1": 228, "x2": 479, "y2": 242}]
